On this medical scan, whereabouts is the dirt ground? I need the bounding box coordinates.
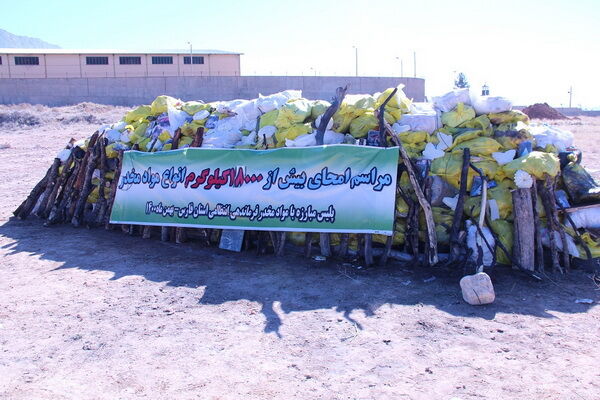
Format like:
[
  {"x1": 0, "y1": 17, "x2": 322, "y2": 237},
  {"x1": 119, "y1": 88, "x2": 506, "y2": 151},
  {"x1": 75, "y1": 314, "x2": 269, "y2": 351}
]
[{"x1": 0, "y1": 105, "x2": 599, "y2": 400}]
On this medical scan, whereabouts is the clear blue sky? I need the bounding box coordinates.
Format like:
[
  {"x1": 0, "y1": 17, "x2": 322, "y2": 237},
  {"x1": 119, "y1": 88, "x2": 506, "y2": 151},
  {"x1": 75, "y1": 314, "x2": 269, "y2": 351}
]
[{"x1": 2, "y1": 0, "x2": 599, "y2": 108}]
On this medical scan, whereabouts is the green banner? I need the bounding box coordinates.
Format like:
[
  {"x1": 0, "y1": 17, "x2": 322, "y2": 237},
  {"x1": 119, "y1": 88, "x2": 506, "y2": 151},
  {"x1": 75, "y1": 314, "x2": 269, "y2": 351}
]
[{"x1": 110, "y1": 145, "x2": 399, "y2": 234}]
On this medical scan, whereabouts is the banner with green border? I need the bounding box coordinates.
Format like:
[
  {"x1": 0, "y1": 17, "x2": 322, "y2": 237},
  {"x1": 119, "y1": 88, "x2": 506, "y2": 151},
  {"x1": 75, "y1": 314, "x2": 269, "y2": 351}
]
[{"x1": 110, "y1": 144, "x2": 399, "y2": 234}]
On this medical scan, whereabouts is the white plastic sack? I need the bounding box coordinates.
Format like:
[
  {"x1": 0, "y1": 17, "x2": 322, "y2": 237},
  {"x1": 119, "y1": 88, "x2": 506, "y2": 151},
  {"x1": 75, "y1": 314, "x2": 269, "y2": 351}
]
[
  {"x1": 471, "y1": 95, "x2": 512, "y2": 115},
  {"x1": 258, "y1": 125, "x2": 277, "y2": 138},
  {"x1": 193, "y1": 110, "x2": 210, "y2": 121},
  {"x1": 256, "y1": 90, "x2": 302, "y2": 113},
  {"x1": 323, "y1": 130, "x2": 344, "y2": 145},
  {"x1": 238, "y1": 131, "x2": 257, "y2": 146},
  {"x1": 423, "y1": 142, "x2": 445, "y2": 160},
  {"x1": 391, "y1": 123, "x2": 411, "y2": 134},
  {"x1": 112, "y1": 121, "x2": 127, "y2": 131},
  {"x1": 201, "y1": 129, "x2": 243, "y2": 148},
  {"x1": 167, "y1": 106, "x2": 190, "y2": 136},
  {"x1": 315, "y1": 114, "x2": 334, "y2": 130},
  {"x1": 540, "y1": 227, "x2": 579, "y2": 257},
  {"x1": 105, "y1": 129, "x2": 122, "y2": 144},
  {"x1": 432, "y1": 88, "x2": 471, "y2": 112},
  {"x1": 57, "y1": 148, "x2": 72, "y2": 162},
  {"x1": 286, "y1": 133, "x2": 316, "y2": 148},
  {"x1": 399, "y1": 103, "x2": 442, "y2": 133},
  {"x1": 529, "y1": 124, "x2": 574, "y2": 152},
  {"x1": 567, "y1": 208, "x2": 600, "y2": 229},
  {"x1": 466, "y1": 220, "x2": 495, "y2": 267},
  {"x1": 492, "y1": 149, "x2": 516, "y2": 165}
]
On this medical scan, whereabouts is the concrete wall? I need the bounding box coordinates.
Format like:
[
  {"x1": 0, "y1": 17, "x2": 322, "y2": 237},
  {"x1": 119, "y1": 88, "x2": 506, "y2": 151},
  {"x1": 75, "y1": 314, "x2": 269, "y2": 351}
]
[{"x1": 0, "y1": 76, "x2": 425, "y2": 106}]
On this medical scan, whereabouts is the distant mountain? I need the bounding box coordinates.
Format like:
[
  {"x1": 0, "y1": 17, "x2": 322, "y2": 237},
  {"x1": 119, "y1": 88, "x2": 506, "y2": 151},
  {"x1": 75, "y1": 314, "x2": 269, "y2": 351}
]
[{"x1": 0, "y1": 28, "x2": 60, "y2": 48}]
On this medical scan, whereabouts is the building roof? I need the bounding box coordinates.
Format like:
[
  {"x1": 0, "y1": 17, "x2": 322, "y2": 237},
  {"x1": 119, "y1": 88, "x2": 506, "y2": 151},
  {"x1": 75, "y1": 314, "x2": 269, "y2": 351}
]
[{"x1": 0, "y1": 48, "x2": 242, "y2": 55}]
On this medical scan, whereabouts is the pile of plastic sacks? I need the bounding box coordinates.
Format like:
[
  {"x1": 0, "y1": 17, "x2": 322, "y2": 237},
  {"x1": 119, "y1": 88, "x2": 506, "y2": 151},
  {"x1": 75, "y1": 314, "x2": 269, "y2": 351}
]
[{"x1": 63, "y1": 85, "x2": 600, "y2": 264}]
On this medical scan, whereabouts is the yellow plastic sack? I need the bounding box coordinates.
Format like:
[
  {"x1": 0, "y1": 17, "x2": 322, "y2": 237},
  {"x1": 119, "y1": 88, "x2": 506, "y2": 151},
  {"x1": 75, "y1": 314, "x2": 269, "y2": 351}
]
[
  {"x1": 150, "y1": 95, "x2": 180, "y2": 115},
  {"x1": 489, "y1": 219, "x2": 513, "y2": 265},
  {"x1": 376, "y1": 86, "x2": 412, "y2": 113},
  {"x1": 399, "y1": 130, "x2": 429, "y2": 144},
  {"x1": 310, "y1": 100, "x2": 331, "y2": 119},
  {"x1": 460, "y1": 115, "x2": 492, "y2": 133},
  {"x1": 274, "y1": 99, "x2": 312, "y2": 129},
  {"x1": 275, "y1": 123, "x2": 312, "y2": 146},
  {"x1": 502, "y1": 151, "x2": 560, "y2": 180},
  {"x1": 452, "y1": 129, "x2": 486, "y2": 146},
  {"x1": 180, "y1": 120, "x2": 204, "y2": 136},
  {"x1": 464, "y1": 179, "x2": 515, "y2": 220},
  {"x1": 349, "y1": 113, "x2": 378, "y2": 138},
  {"x1": 431, "y1": 153, "x2": 499, "y2": 190},
  {"x1": 493, "y1": 128, "x2": 534, "y2": 149},
  {"x1": 124, "y1": 105, "x2": 152, "y2": 124},
  {"x1": 385, "y1": 106, "x2": 403, "y2": 122},
  {"x1": 451, "y1": 137, "x2": 502, "y2": 156},
  {"x1": 133, "y1": 122, "x2": 149, "y2": 138},
  {"x1": 488, "y1": 110, "x2": 529, "y2": 125},
  {"x1": 105, "y1": 143, "x2": 118, "y2": 158},
  {"x1": 87, "y1": 186, "x2": 100, "y2": 203},
  {"x1": 259, "y1": 109, "x2": 278, "y2": 129},
  {"x1": 441, "y1": 103, "x2": 476, "y2": 128},
  {"x1": 158, "y1": 131, "x2": 171, "y2": 142},
  {"x1": 332, "y1": 96, "x2": 373, "y2": 133},
  {"x1": 138, "y1": 138, "x2": 151, "y2": 151},
  {"x1": 181, "y1": 101, "x2": 210, "y2": 115}
]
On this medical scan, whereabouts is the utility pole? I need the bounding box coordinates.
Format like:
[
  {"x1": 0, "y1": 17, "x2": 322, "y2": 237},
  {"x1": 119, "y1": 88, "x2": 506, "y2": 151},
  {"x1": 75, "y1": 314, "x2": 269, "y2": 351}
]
[
  {"x1": 353, "y1": 46, "x2": 358, "y2": 77},
  {"x1": 396, "y1": 56, "x2": 404, "y2": 77},
  {"x1": 187, "y1": 41, "x2": 193, "y2": 76},
  {"x1": 413, "y1": 51, "x2": 417, "y2": 78},
  {"x1": 568, "y1": 86, "x2": 573, "y2": 108}
]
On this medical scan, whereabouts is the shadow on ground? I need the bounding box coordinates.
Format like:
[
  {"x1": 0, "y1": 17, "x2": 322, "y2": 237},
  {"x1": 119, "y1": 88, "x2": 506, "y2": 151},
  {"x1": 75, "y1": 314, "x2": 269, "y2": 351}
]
[{"x1": 1, "y1": 218, "x2": 598, "y2": 337}]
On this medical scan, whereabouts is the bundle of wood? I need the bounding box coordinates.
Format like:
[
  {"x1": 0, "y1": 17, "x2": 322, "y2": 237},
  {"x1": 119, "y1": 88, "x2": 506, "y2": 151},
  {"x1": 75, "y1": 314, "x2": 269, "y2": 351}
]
[{"x1": 14, "y1": 86, "x2": 600, "y2": 278}]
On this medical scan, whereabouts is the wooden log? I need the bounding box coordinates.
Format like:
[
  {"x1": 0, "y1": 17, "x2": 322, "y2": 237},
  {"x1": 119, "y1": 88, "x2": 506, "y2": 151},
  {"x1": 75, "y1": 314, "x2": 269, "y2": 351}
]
[
  {"x1": 46, "y1": 158, "x2": 80, "y2": 225},
  {"x1": 512, "y1": 188, "x2": 536, "y2": 271},
  {"x1": 275, "y1": 232, "x2": 286, "y2": 257},
  {"x1": 42, "y1": 152, "x2": 75, "y2": 219},
  {"x1": 338, "y1": 233, "x2": 349, "y2": 259},
  {"x1": 104, "y1": 151, "x2": 123, "y2": 230},
  {"x1": 304, "y1": 232, "x2": 313, "y2": 258},
  {"x1": 558, "y1": 203, "x2": 593, "y2": 261},
  {"x1": 71, "y1": 140, "x2": 100, "y2": 227},
  {"x1": 90, "y1": 138, "x2": 108, "y2": 227},
  {"x1": 530, "y1": 180, "x2": 545, "y2": 272},
  {"x1": 166, "y1": 130, "x2": 182, "y2": 242},
  {"x1": 15, "y1": 160, "x2": 57, "y2": 219},
  {"x1": 142, "y1": 225, "x2": 153, "y2": 239},
  {"x1": 539, "y1": 176, "x2": 563, "y2": 273},
  {"x1": 34, "y1": 158, "x2": 62, "y2": 218},
  {"x1": 319, "y1": 232, "x2": 331, "y2": 258},
  {"x1": 316, "y1": 86, "x2": 347, "y2": 257},
  {"x1": 382, "y1": 121, "x2": 437, "y2": 266},
  {"x1": 448, "y1": 148, "x2": 470, "y2": 264},
  {"x1": 364, "y1": 233, "x2": 374, "y2": 266}
]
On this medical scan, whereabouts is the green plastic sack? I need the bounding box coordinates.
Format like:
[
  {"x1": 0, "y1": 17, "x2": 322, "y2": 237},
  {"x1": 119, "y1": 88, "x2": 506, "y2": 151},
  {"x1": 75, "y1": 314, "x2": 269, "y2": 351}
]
[
  {"x1": 150, "y1": 95, "x2": 180, "y2": 115},
  {"x1": 310, "y1": 100, "x2": 331, "y2": 119},
  {"x1": 502, "y1": 151, "x2": 560, "y2": 180},
  {"x1": 181, "y1": 101, "x2": 210, "y2": 115},
  {"x1": 489, "y1": 219, "x2": 513, "y2": 265},
  {"x1": 124, "y1": 105, "x2": 152, "y2": 124},
  {"x1": 275, "y1": 99, "x2": 312, "y2": 129},
  {"x1": 451, "y1": 137, "x2": 502, "y2": 156},
  {"x1": 460, "y1": 115, "x2": 492, "y2": 133},
  {"x1": 275, "y1": 123, "x2": 312, "y2": 147},
  {"x1": 349, "y1": 113, "x2": 378, "y2": 138},
  {"x1": 488, "y1": 110, "x2": 529, "y2": 125},
  {"x1": 562, "y1": 162, "x2": 600, "y2": 204},
  {"x1": 452, "y1": 129, "x2": 486, "y2": 146},
  {"x1": 441, "y1": 103, "x2": 476, "y2": 128},
  {"x1": 332, "y1": 95, "x2": 373, "y2": 132}
]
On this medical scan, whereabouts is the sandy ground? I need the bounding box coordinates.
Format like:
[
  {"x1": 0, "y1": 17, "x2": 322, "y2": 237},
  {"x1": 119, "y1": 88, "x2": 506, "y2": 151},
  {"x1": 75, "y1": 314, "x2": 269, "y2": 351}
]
[{"x1": 0, "y1": 105, "x2": 599, "y2": 400}]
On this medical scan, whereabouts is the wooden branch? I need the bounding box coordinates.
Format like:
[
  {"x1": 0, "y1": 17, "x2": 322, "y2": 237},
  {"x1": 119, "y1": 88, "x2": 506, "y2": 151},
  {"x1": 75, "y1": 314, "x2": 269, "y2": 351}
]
[
  {"x1": 448, "y1": 148, "x2": 470, "y2": 263},
  {"x1": 15, "y1": 159, "x2": 59, "y2": 219},
  {"x1": 319, "y1": 233, "x2": 331, "y2": 258},
  {"x1": 338, "y1": 233, "x2": 349, "y2": 259},
  {"x1": 377, "y1": 88, "x2": 397, "y2": 146},
  {"x1": 364, "y1": 233, "x2": 374, "y2": 266},
  {"x1": 104, "y1": 151, "x2": 123, "y2": 230},
  {"x1": 512, "y1": 188, "x2": 535, "y2": 271},
  {"x1": 91, "y1": 138, "x2": 109, "y2": 227},
  {"x1": 539, "y1": 176, "x2": 563, "y2": 273},
  {"x1": 275, "y1": 232, "x2": 286, "y2": 257},
  {"x1": 558, "y1": 202, "x2": 593, "y2": 261},
  {"x1": 34, "y1": 158, "x2": 62, "y2": 219},
  {"x1": 530, "y1": 180, "x2": 545, "y2": 273},
  {"x1": 315, "y1": 86, "x2": 347, "y2": 145},
  {"x1": 383, "y1": 121, "x2": 437, "y2": 265},
  {"x1": 46, "y1": 157, "x2": 80, "y2": 225},
  {"x1": 304, "y1": 232, "x2": 313, "y2": 258},
  {"x1": 71, "y1": 139, "x2": 100, "y2": 227}
]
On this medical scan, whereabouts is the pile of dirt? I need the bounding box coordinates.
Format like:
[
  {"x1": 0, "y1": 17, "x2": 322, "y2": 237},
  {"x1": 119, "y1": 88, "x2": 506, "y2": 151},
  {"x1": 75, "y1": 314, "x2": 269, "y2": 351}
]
[{"x1": 522, "y1": 103, "x2": 568, "y2": 120}]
